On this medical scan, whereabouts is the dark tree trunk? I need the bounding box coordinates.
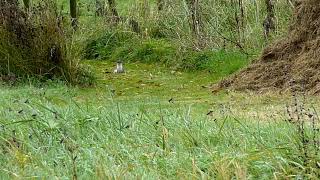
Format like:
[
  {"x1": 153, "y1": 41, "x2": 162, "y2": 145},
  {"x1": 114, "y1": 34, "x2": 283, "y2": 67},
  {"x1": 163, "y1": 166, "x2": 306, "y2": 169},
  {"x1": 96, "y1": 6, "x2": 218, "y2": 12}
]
[
  {"x1": 263, "y1": 0, "x2": 275, "y2": 39},
  {"x1": 187, "y1": 0, "x2": 200, "y2": 36},
  {"x1": 70, "y1": 0, "x2": 78, "y2": 30},
  {"x1": 231, "y1": 0, "x2": 244, "y2": 44},
  {"x1": 238, "y1": 0, "x2": 245, "y2": 32},
  {"x1": 129, "y1": 19, "x2": 141, "y2": 34}
]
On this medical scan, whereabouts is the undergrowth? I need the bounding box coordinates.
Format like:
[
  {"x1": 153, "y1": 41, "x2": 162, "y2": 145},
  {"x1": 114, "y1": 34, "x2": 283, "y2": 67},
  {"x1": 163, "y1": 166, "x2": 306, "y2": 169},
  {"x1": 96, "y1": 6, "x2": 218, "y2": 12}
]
[
  {"x1": 83, "y1": 31, "x2": 250, "y2": 73},
  {"x1": 0, "y1": 0, "x2": 95, "y2": 86}
]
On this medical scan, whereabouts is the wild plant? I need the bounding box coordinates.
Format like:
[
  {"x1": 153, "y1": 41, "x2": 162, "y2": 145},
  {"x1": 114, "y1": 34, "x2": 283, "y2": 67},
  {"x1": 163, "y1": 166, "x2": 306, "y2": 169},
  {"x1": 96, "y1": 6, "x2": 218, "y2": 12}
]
[{"x1": 286, "y1": 93, "x2": 320, "y2": 177}]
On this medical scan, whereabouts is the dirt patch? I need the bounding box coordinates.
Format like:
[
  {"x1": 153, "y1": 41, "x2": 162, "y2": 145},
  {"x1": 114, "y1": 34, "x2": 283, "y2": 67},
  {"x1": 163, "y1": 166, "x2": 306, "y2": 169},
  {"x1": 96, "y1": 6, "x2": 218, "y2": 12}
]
[{"x1": 215, "y1": 0, "x2": 320, "y2": 94}]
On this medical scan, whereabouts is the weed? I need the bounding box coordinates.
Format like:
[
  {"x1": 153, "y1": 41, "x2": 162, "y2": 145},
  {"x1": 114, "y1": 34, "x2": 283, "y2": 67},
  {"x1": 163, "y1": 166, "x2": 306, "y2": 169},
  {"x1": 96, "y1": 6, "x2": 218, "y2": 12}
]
[{"x1": 286, "y1": 93, "x2": 320, "y2": 177}]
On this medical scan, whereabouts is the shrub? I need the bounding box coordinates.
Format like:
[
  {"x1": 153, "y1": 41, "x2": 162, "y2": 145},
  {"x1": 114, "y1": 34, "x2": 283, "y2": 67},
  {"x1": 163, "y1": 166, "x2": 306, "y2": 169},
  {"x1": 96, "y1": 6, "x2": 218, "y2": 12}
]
[{"x1": 0, "y1": 0, "x2": 95, "y2": 85}]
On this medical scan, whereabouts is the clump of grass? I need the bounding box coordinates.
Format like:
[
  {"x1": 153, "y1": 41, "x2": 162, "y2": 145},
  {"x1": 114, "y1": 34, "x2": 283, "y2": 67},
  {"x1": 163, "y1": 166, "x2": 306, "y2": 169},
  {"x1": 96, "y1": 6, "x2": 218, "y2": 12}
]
[
  {"x1": 83, "y1": 31, "x2": 178, "y2": 64},
  {"x1": 0, "y1": 0, "x2": 95, "y2": 86},
  {"x1": 112, "y1": 38, "x2": 178, "y2": 64},
  {"x1": 83, "y1": 31, "x2": 138, "y2": 60},
  {"x1": 180, "y1": 49, "x2": 250, "y2": 73}
]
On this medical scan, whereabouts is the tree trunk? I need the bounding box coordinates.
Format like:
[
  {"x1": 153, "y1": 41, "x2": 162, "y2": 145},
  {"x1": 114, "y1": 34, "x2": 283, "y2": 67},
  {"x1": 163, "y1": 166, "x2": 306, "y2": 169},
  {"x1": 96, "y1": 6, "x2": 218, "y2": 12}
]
[
  {"x1": 263, "y1": 0, "x2": 275, "y2": 39},
  {"x1": 238, "y1": 0, "x2": 244, "y2": 29},
  {"x1": 70, "y1": 0, "x2": 78, "y2": 30},
  {"x1": 187, "y1": 0, "x2": 200, "y2": 36},
  {"x1": 231, "y1": 0, "x2": 243, "y2": 44}
]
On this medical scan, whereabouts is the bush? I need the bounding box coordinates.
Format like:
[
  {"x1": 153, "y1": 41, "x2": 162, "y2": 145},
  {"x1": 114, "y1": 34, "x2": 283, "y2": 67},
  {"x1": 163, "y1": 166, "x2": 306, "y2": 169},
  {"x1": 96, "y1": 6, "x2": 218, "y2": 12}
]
[{"x1": 0, "y1": 0, "x2": 95, "y2": 85}]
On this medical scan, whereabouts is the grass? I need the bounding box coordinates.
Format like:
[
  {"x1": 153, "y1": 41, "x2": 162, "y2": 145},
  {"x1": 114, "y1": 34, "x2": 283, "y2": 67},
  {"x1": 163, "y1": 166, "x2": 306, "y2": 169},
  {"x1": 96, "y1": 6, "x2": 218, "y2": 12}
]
[
  {"x1": 84, "y1": 60, "x2": 238, "y2": 100},
  {"x1": 0, "y1": 1, "x2": 318, "y2": 178},
  {"x1": 83, "y1": 31, "x2": 251, "y2": 72},
  {"x1": 77, "y1": 0, "x2": 292, "y2": 69},
  {"x1": 0, "y1": 61, "x2": 319, "y2": 179},
  {"x1": 0, "y1": 0, "x2": 95, "y2": 85}
]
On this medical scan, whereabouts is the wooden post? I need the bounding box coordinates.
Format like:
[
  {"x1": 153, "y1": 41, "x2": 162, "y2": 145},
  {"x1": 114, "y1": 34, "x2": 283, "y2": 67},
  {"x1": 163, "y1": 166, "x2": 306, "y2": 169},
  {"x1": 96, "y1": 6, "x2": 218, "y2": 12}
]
[
  {"x1": 186, "y1": 0, "x2": 203, "y2": 49},
  {"x1": 263, "y1": 0, "x2": 275, "y2": 39}
]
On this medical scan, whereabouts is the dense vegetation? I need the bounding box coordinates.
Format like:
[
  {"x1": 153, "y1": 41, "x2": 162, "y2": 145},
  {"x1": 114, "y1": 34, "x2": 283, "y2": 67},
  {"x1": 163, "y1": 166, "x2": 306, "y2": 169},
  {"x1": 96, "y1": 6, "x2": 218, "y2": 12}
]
[
  {"x1": 80, "y1": 0, "x2": 293, "y2": 71},
  {"x1": 0, "y1": 0, "x2": 319, "y2": 179},
  {"x1": 0, "y1": 0, "x2": 294, "y2": 80},
  {"x1": 0, "y1": 0, "x2": 95, "y2": 85}
]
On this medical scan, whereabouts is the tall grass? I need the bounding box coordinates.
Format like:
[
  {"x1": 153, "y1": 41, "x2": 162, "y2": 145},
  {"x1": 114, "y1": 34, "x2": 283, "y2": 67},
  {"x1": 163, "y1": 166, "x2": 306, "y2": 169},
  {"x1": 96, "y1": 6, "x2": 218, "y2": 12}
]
[
  {"x1": 0, "y1": 0, "x2": 95, "y2": 85},
  {"x1": 156, "y1": 0, "x2": 292, "y2": 51},
  {"x1": 0, "y1": 85, "x2": 319, "y2": 178},
  {"x1": 76, "y1": 0, "x2": 293, "y2": 72},
  {"x1": 86, "y1": 0, "x2": 292, "y2": 52}
]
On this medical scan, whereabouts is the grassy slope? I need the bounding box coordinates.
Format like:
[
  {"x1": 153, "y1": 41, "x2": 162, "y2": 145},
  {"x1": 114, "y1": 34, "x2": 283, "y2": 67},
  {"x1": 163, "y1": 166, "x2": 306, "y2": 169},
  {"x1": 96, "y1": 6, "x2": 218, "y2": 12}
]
[{"x1": 1, "y1": 61, "x2": 319, "y2": 179}]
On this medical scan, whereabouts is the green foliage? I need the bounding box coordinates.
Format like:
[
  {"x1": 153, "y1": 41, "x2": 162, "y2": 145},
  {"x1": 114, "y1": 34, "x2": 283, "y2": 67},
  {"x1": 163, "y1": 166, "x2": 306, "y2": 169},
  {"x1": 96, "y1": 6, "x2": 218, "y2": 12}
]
[
  {"x1": 78, "y1": 0, "x2": 292, "y2": 78},
  {"x1": 0, "y1": 0, "x2": 95, "y2": 85},
  {"x1": 1, "y1": 0, "x2": 317, "y2": 178},
  {"x1": 84, "y1": 31, "x2": 177, "y2": 64},
  {"x1": 63, "y1": 0, "x2": 293, "y2": 80}
]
